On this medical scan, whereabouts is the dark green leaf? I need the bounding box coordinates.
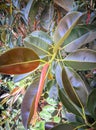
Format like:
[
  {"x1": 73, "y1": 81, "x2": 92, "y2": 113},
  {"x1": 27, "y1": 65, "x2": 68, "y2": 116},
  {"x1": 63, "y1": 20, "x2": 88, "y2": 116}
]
[
  {"x1": 62, "y1": 66, "x2": 81, "y2": 107},
  {"x1": 64, "y1": 67, "x2": 88, "y2": 106},
  {"x1": 87, "y1": 88, "x2": 96, "y2": 119},
  {"x1": 50, "y1": 123, "x2": 75, "y2": 130},
  {"x1": 63, "y1": 25, "x2": 96, "y2": 52},
  {"x1": 64, "y1": 49, "x2": 96, "y2": 70},
  {"x1": 59, "y1": 88, "x2": 82, "y2": 116}
]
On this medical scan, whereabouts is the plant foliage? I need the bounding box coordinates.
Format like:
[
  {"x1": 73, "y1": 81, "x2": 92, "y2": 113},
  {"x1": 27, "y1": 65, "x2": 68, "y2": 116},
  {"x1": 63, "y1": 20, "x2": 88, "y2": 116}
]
[{"x1": 0, "y1": 0, "x2": 96, "y2": 130}]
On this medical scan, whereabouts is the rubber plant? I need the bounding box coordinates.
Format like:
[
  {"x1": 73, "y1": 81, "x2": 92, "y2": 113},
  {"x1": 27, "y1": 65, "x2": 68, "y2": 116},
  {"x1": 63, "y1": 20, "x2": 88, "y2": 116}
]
[{"x1": 0, "y1": 11, "x2": 96, "y2": 130}]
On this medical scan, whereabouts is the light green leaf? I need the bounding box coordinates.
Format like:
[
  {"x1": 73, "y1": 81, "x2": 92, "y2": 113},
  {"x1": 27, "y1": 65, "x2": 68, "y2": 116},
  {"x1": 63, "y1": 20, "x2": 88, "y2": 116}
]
[
  {"x1": 24, "y1": 31, "x2": 53, "y2": 56},
  {"x1": 64, "y1": 49, "x2": 96, "y2": 70},
  {"x1": 32, "y1": 121, "x2": 45, "y2": 130},
  {"x1": 31, "y1": 31, "x2": 53, "y2": 45}
]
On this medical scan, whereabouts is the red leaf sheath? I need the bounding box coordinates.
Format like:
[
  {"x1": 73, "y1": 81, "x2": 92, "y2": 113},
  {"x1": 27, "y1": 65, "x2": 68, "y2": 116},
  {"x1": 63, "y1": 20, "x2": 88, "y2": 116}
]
[
  {"x1": 34, "y1": 63, "x2": 49, "y2": 116},
  {"x1": 86, "y1": 10, "x2": 91, "y2": 24}
]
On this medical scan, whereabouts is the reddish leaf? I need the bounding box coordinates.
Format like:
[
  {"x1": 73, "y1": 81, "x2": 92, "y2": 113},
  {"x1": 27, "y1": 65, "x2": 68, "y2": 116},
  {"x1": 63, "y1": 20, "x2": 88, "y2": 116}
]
[
  {"x1": 31, "y1": 63, "x2": 49, "y2": 120},
  {"x1": 21, "y1": 80, "x2": 39, "y2": 130},
  {"x1": 0, "y1": 47, "x2": 40, "y2": 74},
  {"x1": 21, "y1": 63, "x2": 49, "y2": 129}
]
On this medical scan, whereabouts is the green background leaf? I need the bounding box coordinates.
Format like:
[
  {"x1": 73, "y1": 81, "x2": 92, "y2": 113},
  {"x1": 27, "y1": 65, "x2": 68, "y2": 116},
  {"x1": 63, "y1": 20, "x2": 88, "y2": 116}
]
[
  {"x1": 87, "y1": 88, "x2": 96, "y2": 119},
  {"x1": 50, "y1": 123, "x2": 75, "y2": 130}
]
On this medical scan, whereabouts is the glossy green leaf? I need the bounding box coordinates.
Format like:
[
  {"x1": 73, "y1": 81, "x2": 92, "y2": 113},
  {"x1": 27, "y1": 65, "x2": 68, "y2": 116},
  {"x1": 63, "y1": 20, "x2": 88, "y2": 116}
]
[
  {"x1": 87, "y1": 88, "x2": 96, "y2": 119},
  {"x1": 63, "y1": 25, "x2": 96, "y2": 52},
  {"x1": 21, "y1": 79, "x2": 39, "y2": 130},
  {"x1": 50, "y1": 123, "x2": 75, "y2": 130},
  {"x1": 64, "y1": 49, "x2": 96, "y2": 70},
  {"x1": 62, "y1": 66, "x2": 82, "y2": 107},
  {"x1": 24, "y1": 31, "x2": 53, "y2": 56},
  {"x1": 0, "y1": 47, "x2": 40, "y2": 74},
  {"x1": 56, "y1": 65, "x2": 81, "y2": 106},
  {"x1": 63, "y1": 24, "x2": 96, "y2": 46},
  {"x1": 54, "y1": 0, "x2": 75, "y2": 11},
  {"x1": 53, "y1": 11, "x2": 83, "y2": 53},
  {"x1": 59, "y1": 88, "x2": 82, "y2": 116},
  {"x1": 65, "y1": 67, "x2": 89, "y2": 106},
  {"x1": 41, "y1": 2, "x2": 54, "y2": 31}
]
